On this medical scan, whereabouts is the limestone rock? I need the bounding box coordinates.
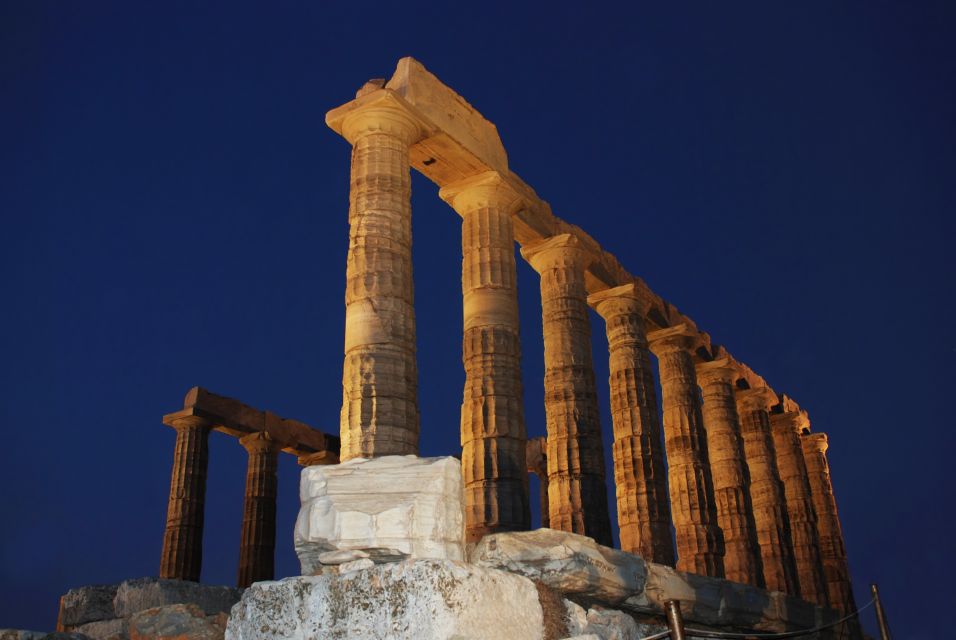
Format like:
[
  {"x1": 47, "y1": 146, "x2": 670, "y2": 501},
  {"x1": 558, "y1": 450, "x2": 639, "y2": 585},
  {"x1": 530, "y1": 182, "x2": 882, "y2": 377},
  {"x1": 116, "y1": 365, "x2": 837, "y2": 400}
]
[
  {"x1": 0, "y1": 632, "x2": 47, "y2": 640},
  {"x1": 226, "y1": 560, "x2": 555, "y2": 640},
  {"x1": 294, "y1": 456, "x2": 464, "y2": 574},
  {"x1": 113, "y1": 579, "x2": 241, "y2": 619},
  {"x1": 470, "y1": 529, "x2": 646, "y2": 607},
  {"x1": 73, "y1": 619, "x2": 127, "y2": 640},
  {"x1": 128, "y1": 605, "x2": 221, "y2": 640},
  {"x1": 58, "y1": 584, "x2": 118, "y2": 628}
]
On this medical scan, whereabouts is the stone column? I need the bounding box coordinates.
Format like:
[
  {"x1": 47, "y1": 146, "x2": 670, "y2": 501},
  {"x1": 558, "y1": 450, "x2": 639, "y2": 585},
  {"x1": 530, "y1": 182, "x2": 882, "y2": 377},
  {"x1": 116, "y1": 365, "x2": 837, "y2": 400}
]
[
  {"x1": 647, "y1": 325, "x2": 724, "y2": 577},
  {"x1": 440, "y1": 172, "x2": 529, "y2": 542},
  {"x1": 160, "y1": 416, "x2": 211, "y2": 582},
  {"x1": 526, "y1": 436, "x2": 550, "y2": 528},
  {"x1": 338, "y1": 97, "x2": 424, "y2": 460},
  {"x1": 521, "y1": 234, "x2": 612, "y2": 546},
  {"x1": 696, "y1": 359, "x2": 763, "y2": 586},
  {"x1": 801, "y1": 433, "x2": 858, "y2": 617},
  {"x1": 589, "y1": 284, "x2": 675, "y2": 565},
  {"x1": 770, "y1": 411, "x2": 829, "y2": 605},
  {"x1": 736, "y1": 387, "x2": 800, "y2": 595},
  {"x1": 237, "y1": 432, "x2": 281, "y2": 588}
]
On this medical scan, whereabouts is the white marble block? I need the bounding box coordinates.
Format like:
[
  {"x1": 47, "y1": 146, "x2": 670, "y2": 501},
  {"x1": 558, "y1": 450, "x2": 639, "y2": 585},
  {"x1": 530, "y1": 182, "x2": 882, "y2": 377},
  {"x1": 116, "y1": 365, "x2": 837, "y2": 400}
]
[{"x1": 294, "y1": 455, "x2": 464, "y2": 573}]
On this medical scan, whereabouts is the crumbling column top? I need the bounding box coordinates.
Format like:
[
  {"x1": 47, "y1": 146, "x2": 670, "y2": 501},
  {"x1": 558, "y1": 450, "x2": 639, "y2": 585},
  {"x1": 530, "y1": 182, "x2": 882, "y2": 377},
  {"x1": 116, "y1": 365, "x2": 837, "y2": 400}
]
[
  {"x1": 771, "y1": 410, "x2": 811, "y2": 434},
  {"x1": 438, "y1": 170, "x2": 526, "y2": 216},
  {"x1": 802, "y1": 432, "x2": 829, "y2": 453},
  {"x1": 735, "y1": 386, "x2": 778, "y2": 411},
  {"x1": 695, "y1": 357, "x2": 739, "y2": 385},
  {"x1": 520, "y1": 233, "x2": 598, "y2": 273},
  {"x1": 587, "y1": 282, "x2": 657, "y2": 317},
  {"x1": 326, "y1": 89, "x2": 431, "y2": 145},
  {"x1": 646, "y1": 323, "x2": 700, "y2": 354}
]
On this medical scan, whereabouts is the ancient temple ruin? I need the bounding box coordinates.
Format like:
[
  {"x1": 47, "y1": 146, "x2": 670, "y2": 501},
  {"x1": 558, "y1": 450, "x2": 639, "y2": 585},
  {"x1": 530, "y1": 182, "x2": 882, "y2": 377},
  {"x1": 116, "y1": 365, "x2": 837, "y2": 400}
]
[{"x1": 144, "y1": 58, "x2": 863, "y2": 640}]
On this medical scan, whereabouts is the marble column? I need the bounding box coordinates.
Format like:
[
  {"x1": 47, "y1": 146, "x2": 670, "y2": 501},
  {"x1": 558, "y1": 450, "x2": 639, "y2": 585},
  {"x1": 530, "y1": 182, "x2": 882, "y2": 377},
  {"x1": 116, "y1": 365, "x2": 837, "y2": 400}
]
[
  {"x1": 237, "y1": 432, "x2": 281, "y2": 588},
  {"x1": 801, "y1": 432, "x2": 858, "y2": 617},
  {"x1": 736, "y1": 387, "x2": 800, "y2": 595},
  {"x1": 338, "y1": 98, "x2": 424, "y2": 460},
  {"x1": 696, "y1": 359, "x2": 763, "y2": 586},
  {"x1": 589, "y1": 283, "x2": 675, "y2": 565},
  {"x1": 647, "y1": 325, "x2": 724, "y2": 577},
  {"x1": 440, "y1": 172, "x2": 529, "y2": 541},
  {"x1": 770, "y1": 411, "x2": 829, "y2": 605},
  {"x1": 160, "y1": 416, "x2": 211, "y2": 582},
  {"x1": 521, "y1": 234, "x2": 612, "y2": 546},
  {"x1": 526, "y1": 436, "x2": 550, "y2": 528}
]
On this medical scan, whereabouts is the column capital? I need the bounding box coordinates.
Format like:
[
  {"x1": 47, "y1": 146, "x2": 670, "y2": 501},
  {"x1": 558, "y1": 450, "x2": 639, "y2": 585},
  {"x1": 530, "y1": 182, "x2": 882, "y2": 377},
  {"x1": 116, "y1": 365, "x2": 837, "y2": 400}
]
[
  {"x1": 520, "y1": 233, "x2": 595, "y2": 274},
  {"x1": 164, "y1": 413, "x2": 213, "y2": 432},
  {"x1": 646, "y1": 323, "x2": 699, "y2": 355},
  {"x1": 770, "y1": 410, "x2": 811, "y2": 435},
  {"x1": 736, "y1": 386, "x2": 777, "y2": 411},
  {"x1": 328, "y1": 90, "x2": 428, "y2": 145},
  {"x1": 587, "y1": 282, "x2": 656, "y2": 319},
  {"x1": 801, "y1": 432, "x2": 829, "y2": 454},
  {"x1": 438, "y1": 171, "x2": 525, "y2": 216},
  {"x1": 239, "y1": 432, "x2": 282, "y2": 454},
  {"x1": 695, "y1": 357, "x2": 739, "y2": 386}
]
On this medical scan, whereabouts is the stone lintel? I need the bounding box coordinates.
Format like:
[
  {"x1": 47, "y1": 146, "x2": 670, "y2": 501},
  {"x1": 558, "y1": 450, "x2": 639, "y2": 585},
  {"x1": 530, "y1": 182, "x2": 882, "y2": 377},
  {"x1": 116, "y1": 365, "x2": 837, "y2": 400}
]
[
  {"x1": 736, "y1": 386, "x2": 778, "y2": 411},
  {"x1": 695, "y1": 357, "x2": 739, "y2": 385},
  {"x1": 771, "y1": 410, "x2": 811, "y2": 434},
  {"x1": 164, "y1": 387, "x2": 340, "y2": 458},
  {"x1": 438, "y1": 170, "x2": 527, "y2": 217}
]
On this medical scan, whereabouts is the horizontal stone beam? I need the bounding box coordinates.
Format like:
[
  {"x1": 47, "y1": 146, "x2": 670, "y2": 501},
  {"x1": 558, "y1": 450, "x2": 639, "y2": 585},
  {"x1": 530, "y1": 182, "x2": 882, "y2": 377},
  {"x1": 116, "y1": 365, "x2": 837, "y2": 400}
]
[{"x1": 163, "y1": 387, "x2": 340, "y2": 460}]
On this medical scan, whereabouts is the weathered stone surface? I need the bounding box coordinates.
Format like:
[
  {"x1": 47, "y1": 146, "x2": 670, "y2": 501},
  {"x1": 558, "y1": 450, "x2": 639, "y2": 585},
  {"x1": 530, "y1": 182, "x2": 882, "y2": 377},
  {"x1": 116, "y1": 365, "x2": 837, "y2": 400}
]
[
  {"x1": 113, "y1": 579, "x2": 241, "y2": 619},
  {"x1": 471, "y1": 529, "x2": 646, "y2": 607},
  {"x1": 526, "y1": 436, "x2": 550, "y2": 528},
  {"x1": 441, "y1": 171, "x2": 530, "y2": 542},
  {"x1": 736, "y1": 387, "x2": 800, "y2": 596},
  {"x1": 521, "y1": 234, "x2": 612, "y2": 547},
  {"x1": 337, "y1": 92, "x2": 423, "y2": 460},
  {"x1": 160, "y1": 417, "x2": 211, "y2": 582},
  {"x1": 73, "y1": 619, "x2": 128, "y2": 640},
  {"x1": 129, "y1": 605, "x2": 221, "y2": 640},
  {"x1": 647, "y1": 325, "x2": 724, "y2": 578},
  {"x1": 237, "y1": 432, "x2": 281, "y2": 588},
  {"x1": 0, "y1": 631, "x2": 48, "y2": 640},
  {"x1": 225, "y1": 560, "x2": 555, "y2": 640},
  {"x1": 695, "y1": 358, "x2": 763, "y2": 587},
  {"x1": 294, "y1": 455, "x2": 464, "y2": 573},
  {"x1": 58, "y1": 584, "x2": 118, "y2": 628},
  {"x1": 589, "y1": 284, "x2": 675, "y2": 565}
]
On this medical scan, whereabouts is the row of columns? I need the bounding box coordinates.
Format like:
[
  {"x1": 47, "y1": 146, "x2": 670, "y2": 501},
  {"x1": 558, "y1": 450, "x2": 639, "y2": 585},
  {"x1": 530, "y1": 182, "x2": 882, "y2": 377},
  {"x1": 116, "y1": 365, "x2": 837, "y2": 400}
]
[
  {"x1": 333, "y1": 97, "x2": 856, "y2": 613},
  {"x1": 159, "y1": 420, "x2": 303, "y2": 588}
]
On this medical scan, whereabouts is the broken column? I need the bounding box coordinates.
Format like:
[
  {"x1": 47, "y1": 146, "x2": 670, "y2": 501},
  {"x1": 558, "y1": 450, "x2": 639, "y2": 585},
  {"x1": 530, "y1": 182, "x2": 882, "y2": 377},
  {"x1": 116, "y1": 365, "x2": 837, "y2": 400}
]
[
  {"x1": 770, "y1": 411, "x2": 829, "y2": 605},
  {"x1": 695, "y1": 358, "x2": 763, "y2": 586},
  {"x1": 647, "y1": 324, "x2": 724, "y2": 577},
  {"x1": 335, "y1": 92, "x2": 424, "y2": 460},
  {"x1": 237, "y1": 432, "x2": 281, "y2": 588},
  {"x1": 440, "y1": 171, "x2": 529, "y2": 542},
  {"x1": 160, "y1": 415, "x2": 211, "y2": 582},
  {"x1": 521, "y1": 234, "x2": 612, "y2": 546},
  {"x1": 801, "y1": 432, "x2": 858, "y2": 616},
  {"x1": 589, "y1": 283, "x2": 675, "y2": 565},
  {"x1": 735, "y1": 387, "x2": 799, "y2": 595}
]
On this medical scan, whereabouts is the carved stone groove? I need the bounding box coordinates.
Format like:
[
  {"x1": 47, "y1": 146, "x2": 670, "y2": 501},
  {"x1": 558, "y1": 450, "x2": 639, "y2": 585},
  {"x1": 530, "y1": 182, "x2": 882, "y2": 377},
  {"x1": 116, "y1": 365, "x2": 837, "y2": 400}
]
[
  {"x1": 589, "y1": 284, "x2": 675, "y2": 565},
  {"x1": 160, "y1": 418, "x2": 211, "y2": 582},
  {"x1": 237, "y1": 432, "x2": 281, "y2": 588},
  {"x1": 521, "y1": 234, "x2": 612, "y2": 546},
  {"x1": 647, "y1": 325, "x2": 724, "y2": 577}
]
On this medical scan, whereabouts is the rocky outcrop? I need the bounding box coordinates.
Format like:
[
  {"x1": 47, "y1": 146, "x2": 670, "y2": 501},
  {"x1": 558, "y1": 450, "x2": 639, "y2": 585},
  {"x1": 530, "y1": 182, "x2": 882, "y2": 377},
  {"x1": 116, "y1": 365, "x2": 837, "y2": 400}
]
[
  {"x1": 128, "y1": 605, "x2": 224, "y2": 640},
  {"x1": 293, "y1": 456, "x2": 465, "y2": 574}
]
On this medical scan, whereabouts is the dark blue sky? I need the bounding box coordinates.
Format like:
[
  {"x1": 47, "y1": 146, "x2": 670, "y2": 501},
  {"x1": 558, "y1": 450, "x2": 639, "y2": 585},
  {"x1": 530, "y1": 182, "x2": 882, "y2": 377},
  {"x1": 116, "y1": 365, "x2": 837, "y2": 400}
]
[{"x1": 2, "y1": 2, "x2": 953, "y2": 637}]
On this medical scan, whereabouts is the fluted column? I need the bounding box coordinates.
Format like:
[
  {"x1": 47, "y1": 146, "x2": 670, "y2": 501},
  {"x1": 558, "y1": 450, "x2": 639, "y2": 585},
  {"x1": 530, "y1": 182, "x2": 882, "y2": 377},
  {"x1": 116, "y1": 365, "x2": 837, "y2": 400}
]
[
  {"x1": 801, "y1": 432, "x2": 858, "y2": 617},
  {"x1": 441, "y1": 172, "x2": 529, "y2": 541},
  {"x1": 770, "y1": 411, "x2": 829, "y2": 604},
  {"x1": 736, "y1": 387, "x2": 799, "y2": 594},
  {"x1": 237, "y1": 433, "x2": 281, "y2": 588},
  {"x1": 589, "y1": 284, "x2": 675, "y2": 564},
  {"x1": 521, "y1": 234, "x2": 612, "y2": 546},
  {"x1": 696, "y1": 359, "x2": 763, "y2": 586},
  {"x1": 160, "y1": 417, "x2": 211, "y2": 581},
  {"x1": 647, "y1": 325, "x2": 724, "y2": 577},
  {"x1": 526, "y1": 436, "x2": 550, "y2": 528},
  {"x1": 338, "y1": 96, "x2": 424, "y2": 460}
]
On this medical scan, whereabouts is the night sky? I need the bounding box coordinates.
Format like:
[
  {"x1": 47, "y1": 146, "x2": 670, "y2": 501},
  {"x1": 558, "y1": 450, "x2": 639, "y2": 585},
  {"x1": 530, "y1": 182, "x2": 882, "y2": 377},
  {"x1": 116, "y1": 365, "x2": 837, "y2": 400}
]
[{"x1": 2, "y1": 2, "x2": 954, "y2": 638}]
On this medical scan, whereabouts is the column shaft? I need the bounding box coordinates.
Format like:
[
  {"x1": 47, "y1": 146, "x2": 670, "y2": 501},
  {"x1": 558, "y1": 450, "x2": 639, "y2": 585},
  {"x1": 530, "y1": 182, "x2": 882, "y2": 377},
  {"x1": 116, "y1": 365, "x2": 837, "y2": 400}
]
[
  {"x1": 339, "y1": 106, "x2": 421, "y2": 460},
  {"x1": 590, "y1": 286, "x2": 675, "y2": 564},
  {"x1": 527, "y1": 436, "x2": 550, "y2": 528},
  {"x1": 442, "y1": 174, "x2": 529, "y2": 541},
  {"x1": 522, "y1": 235, "x2": 612, "y2": 546},
  {"x1": 697, "y1": 361, "x2": 763, "y2": 586},
  {"x1": 771, "y1": 412, "x2": 829, "y2": 605},
  {"x1": 237, "y1": 433, "x2": 280, "y2": 588},
  {"x1": 648, "y1": 326, "x2": 724, "y2": 577},
  {"x1": 736, "y1": 389, "x2": 800, "y2": 594},
  {"x1": 160, "y1": 419, "x2": 211, "y2": 581},
  {"x1": 801, "y1": 433, "x2": 858, "y2": 617}
]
